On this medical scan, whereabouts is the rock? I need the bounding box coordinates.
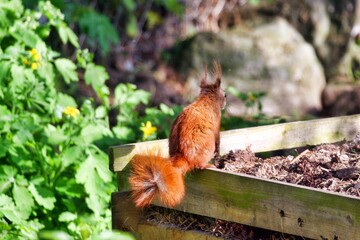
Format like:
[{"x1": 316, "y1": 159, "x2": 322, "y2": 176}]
[{"x1": 170, "y1": 18, "x2": 326, "y2": 117}]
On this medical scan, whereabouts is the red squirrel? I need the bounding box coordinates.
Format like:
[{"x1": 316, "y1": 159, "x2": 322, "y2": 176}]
[{"x1": 129, "y1": 62, "x2": 226, "y2": 208}]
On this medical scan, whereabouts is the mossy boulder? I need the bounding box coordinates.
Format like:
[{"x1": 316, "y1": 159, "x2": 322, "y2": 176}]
[{"x1": 168, "y1": 18, "x2": 326, "y2": 117}]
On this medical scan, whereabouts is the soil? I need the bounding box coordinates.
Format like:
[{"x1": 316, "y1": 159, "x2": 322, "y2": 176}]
[{"x1": 143, "y1": 135, "x2": 360, "y2": 239}]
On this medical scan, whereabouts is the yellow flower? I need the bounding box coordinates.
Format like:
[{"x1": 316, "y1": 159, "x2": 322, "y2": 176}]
[
  {"x1": 32, "y1": 52, "x2": 41, "y2": 61},
  {"x1": 29, "y1": 49, "x2": 38, "y2": 55},
  {"x1": 31, "y1": 62, "x2": 39, "y2": 70},
  {"x1": 22, "y1": 58, "x2": 29, "y2": 65},
  {"x1": 63, "y1": 106, "x2": 80, "y2": 118},
  {"x1": 24, "y1": 49, "x2": 42, "y2": 69},
  {"x1": 29, "y1": 49, "x2": 41, "y2": 60},
  {"x1": 140, "y1": 121, "x2": 157, "y2": 140}
]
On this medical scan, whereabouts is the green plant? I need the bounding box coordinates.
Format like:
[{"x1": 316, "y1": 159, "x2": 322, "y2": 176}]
[
  {"x1": 0, "y1": 1, "x2": 183, "y2": 237},
  {"x1": 0, "y1": 1, "x2": 135, "y2": 239},
  {"x1": 111, "y1": 83, "x2": 181, "y2": 142},
  {"x1": 22, "y1": 0, "x2": 184, "y2": 56},
  {"x1": 227, "y1": 86, "x2": 266, "y2": 116},
  {"x1": 222, "y1": 87, "x2": 284, "y2": 130},
  {"x1": 78, "y1": 9, "x2": 120, "y2": 55}
]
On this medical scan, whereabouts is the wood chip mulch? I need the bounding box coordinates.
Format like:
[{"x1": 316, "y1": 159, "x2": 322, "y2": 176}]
[{"x1": 217, "y1": 133, "x2": 360, "y2": 198}]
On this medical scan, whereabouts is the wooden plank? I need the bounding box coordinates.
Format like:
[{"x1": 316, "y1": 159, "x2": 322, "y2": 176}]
[
  {"x1": 137, "y1": 223, "x2": 220, "y2": 240},
  {"x1": 109, "y1": 139, "x2": 168, "y2": 172},
  {"x1": 119, "y1": 169, "x2": 360, "y2": 239},
  {"x1": 116, "y1": 168, "x2": 360, "y2": 239},
  {"x1": 172, "y1": 168, "x2": 360, "y2": 240},
  {"x1": 111, "y1": 192, "x2": 220, "y2": 240},
  {"x1": 111, "y1": 192, "x2": 140, "y2": 232},
  {"x1": 109, "y1": 114, "x2": 360, "y2": 172}
]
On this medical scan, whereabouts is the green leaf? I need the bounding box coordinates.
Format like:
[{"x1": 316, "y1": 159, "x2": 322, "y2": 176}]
[
  {"x1": 249, "y1": 0, "x2": 261, "y2": 6},
  {"x1": 37, "y1": 62, "x2": 55, "y2": 84},
  {"x1": 0, "y1": 61, "x2": 11, "y2": 84},
  {"x1": 79, "y1": 222, "x2": 92, "y2": 239},
  {"x1": 0, "y1": 194, "x2": 23, "y2": 224},
  {"x1": 91, "y1": 149, "x2": 112, "y2": 183},
  {"x1": 0, "y1": 0, "x2": 24, "y2": 21},
  {"x1": 0, "y1": 139, "x2": 11, "y2": 158},
  {"x1": 58, "y1": 211, "x2": 77, "y2": 222},
  {"x1": 147, "y1": 11, "x2": 162, "y2": 29},
  {"x1": 75, "y1": 155, "x2": 94, "y2": 187},
  {"x1": 78, "y1": 10, "x2": 119, "y2": 55},
  {"x1": 44, "y1": 124, "x2": 67, "y2": 145},
  {"x1": 92, "y1": 230, "x2": 135, "y2": 240},
  {"x1": 10, "y1": 64, "x2": 25, "y2": 89},
  {"x1": 58, "y1": 24, "x2": 68, "y2": 45},
  {"x1": 66, "y1": 27, "x2": 80, "y2": 48},
  {"x1": 10, "y1": 26, "x2": 42, "y2": 48},
  {"x1": 0, "y1": 194, "x2": 13, "y2": 206},
  {"x1": 0, "y1": 166, "x2": 16, "y2": 192},
  {"x1": 13, "y1": 129, "x2": 33, "y2": 145},
  {"x1": 13, "y1": 183, "x2": 34, "y2": 219},
  {"x1": 54, "y1": 58, "x2": 78, "y2": 83},
  {"x1": 80, "y1": 123, "x2": 112, "y2": 145},
  {"x1": 84, "y1": 63, "x2": 109, "y2": 88},
  {"x1": 112, "y1": 126, "x2": 134, "y2": 141},
  {"x1": 20, "y1": 219, "x2": 45, "y2": 239},
  {"x1": 57, "y1": 93, "x2": 77, "y2": 108},
  {"x1": 0, "y1": 221, "x2": 10, "y2": 231},
  {"x1": 75, "y1": 152, "x2": 112, "y2": 198},
  {"x1": 76, "y1": 155, "x2": 108, "y2": 217},
  {"x1": 28, "y1": 183, "x2": 56, "y2": 210},
  {"x1": 0, "y1": 165, "x2": 17, "y2": 178},
  {"x1": 123, "y1": 0, "x2": 135, "y2": 11},
  {"x1": 61, "y1": 146, "x2": 82, "y2": 168},
  {"x1": 159, "y1": 103, "x2": 175, "y2": 115},
  {"x1": 76, "y1": 153, "x2": 112, "y2": 187},
  {"x1": 114, "y1": 83, "x2": 150, "y2": 107},
  {"x1": 58, "y1": 24, "x2": 79, "y2": 48},
  {"x1": 95, "y1": 106, "x2": 107, "y2": 119},
  {"x1": 126, "y1": 15, "x2": 138, "y2": 38},
  {"x1": 38, "y1": 230, "x2": 71, "y2": 240},
  {"x1": 0, "y1": 105, "x2": 11, "y2": 122},
  {"x1": 55, "y1": 178, "x2": 83, "y2": 198},
  {"x1": 162, "y1": 0, "x2": 184, "y2": 16},
  {"x1": 85, "y1": 194, "x2": 102, "y2": 217}
]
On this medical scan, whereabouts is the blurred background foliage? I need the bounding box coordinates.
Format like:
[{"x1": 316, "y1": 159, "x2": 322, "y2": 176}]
[{"x1": 21, "y1": 0, "x2": 184, "y2": 56}]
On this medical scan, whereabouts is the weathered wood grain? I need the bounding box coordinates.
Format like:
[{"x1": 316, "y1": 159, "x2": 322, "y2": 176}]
[
  {"x1": 112, "y1": 192, "x2": 220, "y2": 240},
  {"x1": 109, "y1": 114, "x2": 360, "y2": 172},
  {"x1": 137, "y1": 224, "x2": 220, "y2": 240},
  {"x1": 109, "y1": 139, "x2": 168, "y2": 172},
  {"x1": 114, "y1": 169, "x2": 360, "y2": 239}
]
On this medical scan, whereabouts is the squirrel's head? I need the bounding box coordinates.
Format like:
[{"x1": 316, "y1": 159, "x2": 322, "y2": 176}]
[{"x1": 200, "y1": 61, "x2": 227, "y2": 109}]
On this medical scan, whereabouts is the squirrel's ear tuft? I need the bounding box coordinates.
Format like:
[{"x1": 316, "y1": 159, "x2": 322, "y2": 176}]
[
  {"x1": 212, "y1": 61, "x2": 222, "y2": 87},
  {"x1": 200, "y1": 64, "x2": 209, "y2": 88}
]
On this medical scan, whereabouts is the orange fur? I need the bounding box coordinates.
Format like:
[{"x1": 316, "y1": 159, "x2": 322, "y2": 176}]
[
  {"x1": 129, "y1": 62, "x2": 226, "y2": 208},
  {"x1": 129, "y1": 154, "x2": 185, "y2": 208}
]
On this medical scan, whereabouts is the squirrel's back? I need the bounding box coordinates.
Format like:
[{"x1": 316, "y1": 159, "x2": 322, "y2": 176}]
[
  {"x1": 129, "y1": 62, "x2": 226, "y2": 208},
  {"x1": 169, "y1": 62, "x2": 226, "y2": 171}
]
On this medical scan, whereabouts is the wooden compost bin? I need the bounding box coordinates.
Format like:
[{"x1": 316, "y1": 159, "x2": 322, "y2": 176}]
[{"x1": 110, "y1": 114, "x2": 360, "y2": 240}]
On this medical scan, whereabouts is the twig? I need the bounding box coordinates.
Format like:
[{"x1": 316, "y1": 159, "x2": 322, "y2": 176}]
[{"x1": 290, "y1": 149, "x2": 310, "y2": 163}]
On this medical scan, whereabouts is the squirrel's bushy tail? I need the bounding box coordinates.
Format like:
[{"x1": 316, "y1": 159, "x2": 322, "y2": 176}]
[{"x1": 129, "y1": 153, "x2": 185, "y2": 208}]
